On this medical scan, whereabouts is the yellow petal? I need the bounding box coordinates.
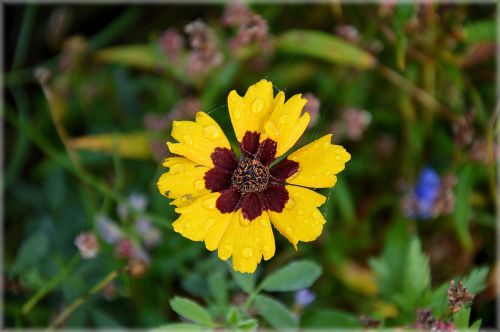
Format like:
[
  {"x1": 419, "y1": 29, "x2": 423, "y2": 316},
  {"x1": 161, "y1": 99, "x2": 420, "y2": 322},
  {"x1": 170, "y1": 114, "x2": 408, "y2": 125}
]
[
  {"x1": 262, "y1": 92, "x2": 310, "y2": 157},
  {"x1": 157, "y1": 157, "x2": 210, "y2": 207},
  {"x1": 167, "y1": 112, "x2": 231, "y2": 168},
  {"x1": 287, "y1": 134, "x2": 351, "y2": 188},
  {"x1": 228, "y1": 79, "x2": 274, "y2": 141},
  {"x1": 217, "y1": 211, "x2": 275, "y2": 273},
  {"x1": 268, "y1": 185, "x2": 326, "y2": 249},
  {"x1": 172, "y1": 193, "x2": 232, "y2": 249}
]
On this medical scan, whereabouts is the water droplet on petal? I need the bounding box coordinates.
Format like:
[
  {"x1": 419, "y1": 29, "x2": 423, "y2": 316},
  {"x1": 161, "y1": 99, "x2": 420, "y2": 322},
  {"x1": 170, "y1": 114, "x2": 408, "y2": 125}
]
[
  {"x1": 297, "y1": 209, "x2": 304, "y2": 216},
  {"x1": 312, "y1": 211, "x2": 322, "y2": 220},
  {"x1": 335, "y1": 155, "x2": 342, "y2": 161},
  {"x1": 194, "y1": 179, "x2": 205, "y2": 190},
  {"x1": 202, "y1": 197, "x2": 217, "y2": 209},
  {"x1": 170, "y1": 163, "x2": 185, "y2": 174},
  {"x1": 260, "y1": 219, "x2": 267, "y2": 226},
  {"x1": 183, "y1": 134, "x2": 193, "y2": 145},
  {"x1": 203, "y1": 125, "x2": 220, "y2": 140},
  {"x1": 234, "y1": 109, "x2": 242, "y2": 119},
  {"x1": 286, "y1": 226, "x2": 293, "y2": 236},
  {"x1": 242, "y1": 247, "x2": 253, "y2": 258},
  {"x1": 252, "y1": 98, "x2": 264, "y2": 114},
  {"x1": 286, "y1": 198, "x2": 296, "y2": 210}
]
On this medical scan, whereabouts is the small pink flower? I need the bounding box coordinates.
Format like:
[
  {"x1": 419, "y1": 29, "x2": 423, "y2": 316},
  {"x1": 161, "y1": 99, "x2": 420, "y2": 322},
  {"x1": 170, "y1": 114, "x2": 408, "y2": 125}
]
[
  {"x1": 159, "y1": 28, "x2": 185, "y2": 63},
  {"x1": 303, "y1": 93, "x2": 321, "y2": 128},
  {"x1": 74, "y1": 232, "x2": 99, "y2": 259}
]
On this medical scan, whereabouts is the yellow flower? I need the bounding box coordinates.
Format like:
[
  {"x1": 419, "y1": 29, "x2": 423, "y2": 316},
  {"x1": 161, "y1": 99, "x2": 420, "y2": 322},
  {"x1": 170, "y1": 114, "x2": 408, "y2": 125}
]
[{"x1": 157, "y1": 79, "x2": 350, "y2": 273}]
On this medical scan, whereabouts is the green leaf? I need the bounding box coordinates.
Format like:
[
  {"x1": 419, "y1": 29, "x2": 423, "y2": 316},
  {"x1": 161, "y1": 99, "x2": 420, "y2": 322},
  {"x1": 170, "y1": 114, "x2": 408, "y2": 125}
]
[
  {"x1": 260, "y1": 260, "x2": 322, "y2": 292},
  {"x1": 151, "y1": 323, "x2": 204, "y2": 331},
  {"x1": 95, "y1": 44, "x2": 159, "y2": 70},
  {"x1": 301, "y1": 309, "x2": 361, "y2": 328},
  {"x1": 453, "y1": 307, "x2": 471, "y2": 329},
  {"x1": 333, "y1": 177, "x2": 356, "y2": 225},
  {"x1": 276, "y1": 30, "x2": 376, "y2": 69},
  {"x1": 254, "y1": 295, "x2": 298, "y2": 331},
  {"x1": 463, "y1": 20, "x2": 495, "y2": 42},
  {"x1": 225, "y1": 306, "x2": 241, "y2": 327},
  {"x1": 470, "y1": 319, "x2": 482, "y2": 332},
  {"x1": 69, "y1": 132, "x2": 153, "y2": 159},
  {"x1": 169, "y1": 297, "x2": 214, "y2": 328},
  {"x1": 208, "y1": 270, "x2": 228, "y2": 306},
  {"x1": 453, "y1": 165, "x2": 474, "y2": 250},
  {"x1": 230, "y1": 268, "x2": 255, "y2": 294},
  {"x1": 11, "y1": 232, "x2": 49, "y2": 275},
  {"x1": 461, "y1": 266, "x2": 489, "y2": 295},
  {"x1": 238, "y1": 319, "x2": 258, "y2": 331},
  {"x1": 429, "y1": 283, "x2": 449, "y2": 317},
  {"x1": 403, "y1": 237, "x2": 430, "y2": 299}
]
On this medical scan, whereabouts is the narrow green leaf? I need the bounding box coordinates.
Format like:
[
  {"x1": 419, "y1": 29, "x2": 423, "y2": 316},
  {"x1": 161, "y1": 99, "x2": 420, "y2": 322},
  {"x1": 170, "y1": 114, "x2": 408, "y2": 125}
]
[
  {"x1": 230, "y1": 268, "x2": 255, "y2": 294},
  {"x1": 11, "y1": 232, "x2": 49, "y2": 275},
  {"x1": 169, "y1": 297, "x2": 214, "y2": 328},
  {"x1": 461, "y1": 266, "x2": 489, "y2": 295},
  {"x1": 470, "y1": 319, "x2": 482, "y2": 332},
  {"x1": 237, "y1": 319, "x2": 258, "y2": 331},
  {"x1": 201, "y1": 61, "x2": 239, "y2": 109},
  {"x1": 394, "y1": 4, "x2": 417, "y2": 69},
  {"x1": 260, "y1": 260, "x2": 322, "y2": 292},
  {"x1": 254, "y1": 295, "x2": 298, "y2": 330},
  {"x1": 276, "y1": 30, "x2": 376, "y2": 69},
  {"x1": 453, "y1": 307, "x2": 471, "y2": 329},
  {"x1": 453, "y1": 165, "x2": 474, "y2": 250},
  {"x1": 151, "y1": 323, "x2": 204, "y2": 331},
  {"x1": 463, "y1": 20, "x2": 495, "y2": 42}
]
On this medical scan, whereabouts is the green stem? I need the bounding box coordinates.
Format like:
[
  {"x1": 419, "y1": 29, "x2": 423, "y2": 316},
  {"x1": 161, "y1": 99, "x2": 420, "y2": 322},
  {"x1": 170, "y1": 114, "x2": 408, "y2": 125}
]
[
  {"x1": 22, "y1": 255, "x2": 81, "y2": 315},
  {"x1": 12, "y1": 4, "x2": 36, "y2": 70},
  {"x1": 241, "y1": 291, "x2": 258, "y2": 313},
  {"x1": 49, "y1": 268, "x2": 123, "y2": 329}
]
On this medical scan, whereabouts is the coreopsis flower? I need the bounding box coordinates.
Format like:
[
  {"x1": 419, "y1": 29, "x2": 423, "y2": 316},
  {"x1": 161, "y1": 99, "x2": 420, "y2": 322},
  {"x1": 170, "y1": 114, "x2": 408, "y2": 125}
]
[{"x1": 157, "y1": 79, "x2": 351, "y2": 273}]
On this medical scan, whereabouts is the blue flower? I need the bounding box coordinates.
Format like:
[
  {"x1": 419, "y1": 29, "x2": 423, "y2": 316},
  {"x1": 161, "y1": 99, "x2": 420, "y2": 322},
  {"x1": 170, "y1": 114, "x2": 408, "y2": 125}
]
[
  {"x1": 403, "y1": 167, "x2": 441, "y2": 220},
  {"x1": 295, "y1": 289, "x2": 316, "y2": 307}
]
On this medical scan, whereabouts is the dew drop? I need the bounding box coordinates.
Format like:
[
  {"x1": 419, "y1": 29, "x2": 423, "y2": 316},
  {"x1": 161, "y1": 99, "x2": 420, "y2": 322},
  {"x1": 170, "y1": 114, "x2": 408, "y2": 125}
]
[
  {"x1": 170, "y1": 163, "x2": 185, "y2": 174},
  {"x1": 240, "y1": 214, "x2": 251, "y2": 226},
  {"x1": 312, "y1": 211, "x2": 322, "y2": 220},
  {"x1": 263, "y1": 121, "x2": 280, "y2": 136},
  {"x1": 183, "y1": 134, "x2": 193, "y2": 145},
  {"x1": 259, "y1": 219, "x2": 267, "y2": 226},
  {"x1": 234, "y1": 109, "x2": 242, "y2": 120},
  {"x1": 286, "y1": 198, "x2": 296, "y2": 210},
  {"x1": 286, "y1": 226, "x2": 293, "y2": 236},
  {"x1": 242, "y1": 247, "x2": 253, "y2": 258},
  {"x1": 194, "y1": 179, "x2": 205, "y2": 190},
  {"x1": 203, "y1": 125, "x2": 220, "y2": 140},
  {"x1": 297, "y1": 209, "x2": 304, "y2": 216},
  {"x1": 202, "y1": 197, "x2": 217, "y2": 209},
  {"x1": 335, "y1": 155, "x2": 342, "y2": 161},
  {"x1": 251, "y1": 98, "x2": 264, "y2": 114}
]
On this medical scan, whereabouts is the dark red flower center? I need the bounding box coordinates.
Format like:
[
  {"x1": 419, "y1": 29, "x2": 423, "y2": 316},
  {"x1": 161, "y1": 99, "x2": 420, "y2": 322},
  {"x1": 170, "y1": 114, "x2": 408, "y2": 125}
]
[
  {"x1": 204, "y1": 131, "x2": 299, "y2": 221},
  {"x1": 231, "y1": 158, "x2": 270, "y2": 193}
]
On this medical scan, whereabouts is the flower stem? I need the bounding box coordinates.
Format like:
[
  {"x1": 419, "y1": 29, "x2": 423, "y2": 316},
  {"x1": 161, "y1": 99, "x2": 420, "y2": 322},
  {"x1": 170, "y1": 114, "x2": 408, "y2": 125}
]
[
  {"x1": 22, "y1": 255, "x2": 81, "y2": 315},
  {"x1": 49, "y1": 268, "x2": 124, "y2": 329}
]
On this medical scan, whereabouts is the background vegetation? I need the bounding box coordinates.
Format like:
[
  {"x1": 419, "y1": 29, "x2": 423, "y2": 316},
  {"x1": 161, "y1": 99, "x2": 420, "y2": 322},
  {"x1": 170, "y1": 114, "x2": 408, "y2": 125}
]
[{"x1": 4, "y1": 2, "x2": 497, "y2": 330}]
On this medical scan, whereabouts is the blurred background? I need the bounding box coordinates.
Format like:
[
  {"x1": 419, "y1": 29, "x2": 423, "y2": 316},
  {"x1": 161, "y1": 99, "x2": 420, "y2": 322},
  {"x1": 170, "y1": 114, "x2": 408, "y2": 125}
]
[{"x1": 4, "y1": 2, "x2": 497, "y2": 329}]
